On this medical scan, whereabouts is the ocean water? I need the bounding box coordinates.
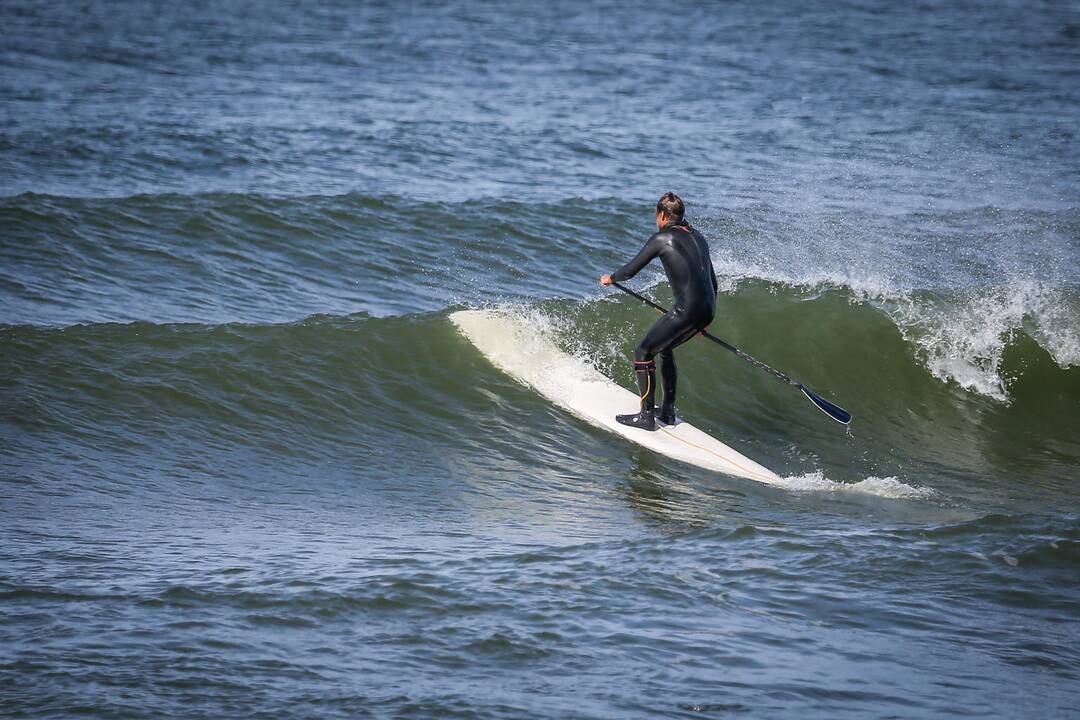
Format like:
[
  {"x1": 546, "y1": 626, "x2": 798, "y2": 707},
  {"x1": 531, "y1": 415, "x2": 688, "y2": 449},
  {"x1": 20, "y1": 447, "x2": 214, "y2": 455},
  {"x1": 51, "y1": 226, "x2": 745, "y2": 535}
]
[{"x1": 2, "y1": 1, "x2": 1079, "y2": 717}]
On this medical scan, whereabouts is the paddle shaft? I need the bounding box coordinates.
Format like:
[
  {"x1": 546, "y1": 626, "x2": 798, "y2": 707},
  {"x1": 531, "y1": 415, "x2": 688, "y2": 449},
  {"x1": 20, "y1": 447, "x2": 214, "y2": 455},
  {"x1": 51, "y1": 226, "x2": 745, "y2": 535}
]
[
  {"x1": 612, "y1": 282, "x2": 797, "y2": 386},
  {"x1": 610, "y1": 281, "x2": 851, "y2": 424}
]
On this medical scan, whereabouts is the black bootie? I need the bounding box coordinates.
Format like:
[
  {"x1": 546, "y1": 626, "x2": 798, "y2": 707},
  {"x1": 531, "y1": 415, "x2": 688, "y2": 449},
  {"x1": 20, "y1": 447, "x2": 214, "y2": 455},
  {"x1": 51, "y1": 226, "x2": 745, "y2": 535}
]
[
  {"x1": 657, "y1": 351, "x2": 677, "y2": 425},
  {"x1": 616, "y1": 360, "x2": 656, "y2": 431}
]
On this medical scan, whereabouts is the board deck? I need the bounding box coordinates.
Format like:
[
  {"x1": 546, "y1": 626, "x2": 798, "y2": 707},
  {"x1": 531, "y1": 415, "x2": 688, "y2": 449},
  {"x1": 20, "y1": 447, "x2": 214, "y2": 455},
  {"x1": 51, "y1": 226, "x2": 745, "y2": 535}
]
[{"x1": 450, "y1": 309, "x2": 781, "y2": 484}]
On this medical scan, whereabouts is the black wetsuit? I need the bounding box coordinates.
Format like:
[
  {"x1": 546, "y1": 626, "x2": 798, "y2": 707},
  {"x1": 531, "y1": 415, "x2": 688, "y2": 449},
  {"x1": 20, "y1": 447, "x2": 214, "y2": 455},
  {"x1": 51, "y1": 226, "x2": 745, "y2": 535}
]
[{"x1": 610, "y1": 218, "x2": 717, "y2": 425}]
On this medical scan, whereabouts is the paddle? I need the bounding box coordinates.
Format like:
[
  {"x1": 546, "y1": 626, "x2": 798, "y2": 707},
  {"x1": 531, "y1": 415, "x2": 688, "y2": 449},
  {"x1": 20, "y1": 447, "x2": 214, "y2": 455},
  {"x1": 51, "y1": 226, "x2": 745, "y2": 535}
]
[{"x1": 610, "y1": 281, "x2": 852, "y2": 425}]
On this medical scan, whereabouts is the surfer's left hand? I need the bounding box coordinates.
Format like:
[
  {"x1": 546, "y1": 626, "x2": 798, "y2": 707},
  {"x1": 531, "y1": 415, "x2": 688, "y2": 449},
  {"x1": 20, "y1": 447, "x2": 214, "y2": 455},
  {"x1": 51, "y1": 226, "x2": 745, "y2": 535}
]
[{"x1": 600, "y1": 274, "x2": 612, "y2": 286}]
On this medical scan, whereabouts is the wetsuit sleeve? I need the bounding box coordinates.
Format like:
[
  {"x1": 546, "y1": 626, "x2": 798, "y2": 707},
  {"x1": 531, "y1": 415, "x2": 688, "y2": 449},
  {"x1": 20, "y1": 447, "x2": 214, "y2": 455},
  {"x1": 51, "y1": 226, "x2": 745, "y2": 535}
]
[
  {"x1": 711, "y1": 265, "x2": 718, "y2": 296},
  {"x1": 611, "y1": 234, "x2": 661, "y2": 282}
]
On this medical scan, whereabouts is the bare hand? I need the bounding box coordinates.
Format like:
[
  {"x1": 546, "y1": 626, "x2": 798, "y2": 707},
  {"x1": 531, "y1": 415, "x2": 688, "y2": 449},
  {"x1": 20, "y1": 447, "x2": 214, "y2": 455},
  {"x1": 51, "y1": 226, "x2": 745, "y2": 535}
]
[{"x1": 600, "y1": 274, "x2": 612, "y2": 286}]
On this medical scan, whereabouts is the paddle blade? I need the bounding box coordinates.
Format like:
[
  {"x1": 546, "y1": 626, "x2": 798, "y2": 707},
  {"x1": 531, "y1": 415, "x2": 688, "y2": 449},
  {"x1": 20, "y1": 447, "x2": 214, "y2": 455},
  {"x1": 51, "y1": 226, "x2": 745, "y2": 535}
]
[{"x1": 800, "y1": 385, "x2": 852, "y2": 425}]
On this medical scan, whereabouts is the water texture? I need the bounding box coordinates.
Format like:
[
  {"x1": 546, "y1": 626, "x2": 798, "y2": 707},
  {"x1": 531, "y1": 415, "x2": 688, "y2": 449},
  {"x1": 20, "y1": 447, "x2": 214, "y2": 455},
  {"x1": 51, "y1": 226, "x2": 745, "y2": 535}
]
[{"x1": 2, "y1": 1, "x2": 1079, "y2": 718}]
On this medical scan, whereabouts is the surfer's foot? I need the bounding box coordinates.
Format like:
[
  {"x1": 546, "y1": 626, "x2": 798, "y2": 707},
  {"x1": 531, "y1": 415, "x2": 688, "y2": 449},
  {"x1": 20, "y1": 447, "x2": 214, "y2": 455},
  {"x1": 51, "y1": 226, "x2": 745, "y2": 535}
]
[
  {"x1": 616, "y1": 409, "x2": 656, "y2": 431},
  {"x1": 657, "y1": 404, "x2": 676, "y2": 426}
]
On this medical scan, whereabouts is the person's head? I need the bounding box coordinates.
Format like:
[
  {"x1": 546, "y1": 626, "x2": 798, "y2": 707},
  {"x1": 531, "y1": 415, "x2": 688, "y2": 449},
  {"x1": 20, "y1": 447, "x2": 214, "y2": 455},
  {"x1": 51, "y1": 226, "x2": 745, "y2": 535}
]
[{"x1": 655, "y1": 191, "x2": 685, "y2": 228}]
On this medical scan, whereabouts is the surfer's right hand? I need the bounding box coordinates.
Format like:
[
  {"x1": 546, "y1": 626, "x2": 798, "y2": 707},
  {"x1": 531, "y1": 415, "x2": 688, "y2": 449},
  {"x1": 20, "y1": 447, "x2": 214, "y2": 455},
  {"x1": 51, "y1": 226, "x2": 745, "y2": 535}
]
[{"x1": 600, "y1": 274, "x2": 612, "y2": 286}]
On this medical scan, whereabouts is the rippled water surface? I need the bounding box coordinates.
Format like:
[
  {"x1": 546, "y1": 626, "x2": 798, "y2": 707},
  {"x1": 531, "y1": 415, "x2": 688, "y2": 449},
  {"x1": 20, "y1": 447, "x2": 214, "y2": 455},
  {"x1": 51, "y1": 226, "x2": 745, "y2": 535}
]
[{"x1": 2, "y1": 1, "x2": 1079, "y2": 718}]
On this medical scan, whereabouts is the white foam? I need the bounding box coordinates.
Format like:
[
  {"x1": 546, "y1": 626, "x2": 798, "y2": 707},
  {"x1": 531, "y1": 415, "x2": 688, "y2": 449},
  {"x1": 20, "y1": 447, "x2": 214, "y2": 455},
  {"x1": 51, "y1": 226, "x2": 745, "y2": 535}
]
[
  {"x1": 710, "y1": 251, "x2": 902, "y2": 300},
  {"x1": 775, "y1": 471, "x2": 934, "y2": 499},
  {"x1": 887, "y1": 279, "x2": 1078, "y2": 401}
]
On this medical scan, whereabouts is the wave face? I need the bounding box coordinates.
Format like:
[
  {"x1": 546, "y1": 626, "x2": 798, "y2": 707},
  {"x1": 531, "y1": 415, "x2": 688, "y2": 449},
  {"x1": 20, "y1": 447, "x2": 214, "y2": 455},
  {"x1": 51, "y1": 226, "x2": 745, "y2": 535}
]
[
  {"x1": 3, "y1": 192, "x2": 1077, "y2": 405},
  {"x1": 4, "y1": 294, "x2": 1077, "y2": 506},
  {"x1": 3, "y1": 0, "x2": 1080, "y2": 718}
]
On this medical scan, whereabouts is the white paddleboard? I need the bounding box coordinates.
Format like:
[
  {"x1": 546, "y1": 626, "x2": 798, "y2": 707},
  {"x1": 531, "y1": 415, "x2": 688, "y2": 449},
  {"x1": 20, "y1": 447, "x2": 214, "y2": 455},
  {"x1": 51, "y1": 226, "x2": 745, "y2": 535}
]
[{"x1": 450, "y1": 309, "x2": 781, "y2": 485}]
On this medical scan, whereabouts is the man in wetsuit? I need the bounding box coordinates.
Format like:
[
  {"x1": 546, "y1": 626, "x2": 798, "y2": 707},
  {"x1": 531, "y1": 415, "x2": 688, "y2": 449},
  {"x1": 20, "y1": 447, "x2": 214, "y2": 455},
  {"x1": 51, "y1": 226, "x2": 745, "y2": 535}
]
[{"x1": 600, "y1": 192, "x2": 718, "y2": 431}]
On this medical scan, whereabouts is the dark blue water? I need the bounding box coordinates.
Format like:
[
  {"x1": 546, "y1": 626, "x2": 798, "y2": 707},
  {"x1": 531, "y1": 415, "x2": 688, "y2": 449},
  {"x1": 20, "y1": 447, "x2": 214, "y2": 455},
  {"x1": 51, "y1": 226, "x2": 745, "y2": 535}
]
[{"x1": 2, "y1": 1, "x2": 1079, "y2": 717}]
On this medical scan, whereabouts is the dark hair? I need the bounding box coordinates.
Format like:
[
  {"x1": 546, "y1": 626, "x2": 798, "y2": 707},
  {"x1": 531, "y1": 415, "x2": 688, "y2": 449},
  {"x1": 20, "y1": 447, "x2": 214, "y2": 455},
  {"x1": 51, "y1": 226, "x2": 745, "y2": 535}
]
[{"x1": 655, "y1": 191, "x2": 685, "y2": 219}]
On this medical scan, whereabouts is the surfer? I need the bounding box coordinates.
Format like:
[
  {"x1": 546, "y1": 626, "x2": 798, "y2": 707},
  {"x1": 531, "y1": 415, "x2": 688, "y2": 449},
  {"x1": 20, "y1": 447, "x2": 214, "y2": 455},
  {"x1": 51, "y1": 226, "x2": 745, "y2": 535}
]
[{"x1": 600, "y1": 192, "x2": 718, "y2": 431}]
